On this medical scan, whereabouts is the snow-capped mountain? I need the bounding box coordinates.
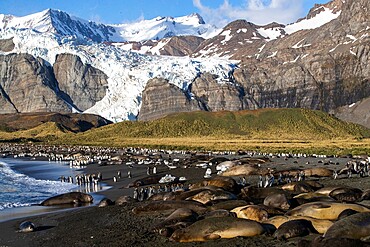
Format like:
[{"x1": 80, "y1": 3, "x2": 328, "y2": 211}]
[
  {"x1": 0, "y1": 9, "x2": 219, "y2": 42},
  {"x1": 0, "y1": 0, "x2": 369, "y2": 128}
]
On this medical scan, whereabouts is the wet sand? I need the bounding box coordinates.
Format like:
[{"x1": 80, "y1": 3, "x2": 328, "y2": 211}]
[{"x1": 0, "y1": 153, "x2": 370, "y2": 247}]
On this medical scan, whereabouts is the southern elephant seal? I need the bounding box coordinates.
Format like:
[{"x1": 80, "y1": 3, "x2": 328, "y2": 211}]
[
  {"x1": 132, "y1": 200, "x2": 207, "y2": 216},
  {"x1": 311, "y1": 236, "x2": 370, "y2": 247},
  {"x1": 151, "y1": 208, "x2": 198, "y2": 237},
  {"x1": 221, "y1": 164, "x2": 269, "y2": 177},
  {"x1": 18, "y1": 221, "x2": 35, "y2": 233},
  {"x1": 209, "y1": 200, "x2": 251, "y2": 211},
  {"x1": 286, "y1": 201, "x2": 370, "y2": 220},
  {"x1": 115, "y1": 195, "x2": 135, "y2": 205},
  {"x1": 329, "y1": 187, "x2": 363, "y2": 202},
  {"x1": 263, "y1": 193, "x2": 291, "y2": 210},
  {"x1": 169, "y1": 217, "x2": 265, "y2": 242},
  {"x1": 127, "y1": 175, "x2": 164, "y2": 188},
  {"x1": 273, "y1": 219, "x2": 317, "y2": 240},
  {"x1": 303, "y1": 168, "x2": 333, "y2": 177},
  {"x1": 98, "y1": 198, "x2": 114, "y2": 207},
  {"x1": 186, "y1": 189, "x2": 237, "y2": 205},
  {"x1": 189, "y1": 176, "x2": 238, "y2": 192},
  {"x1": 41, "y1": 192, "x2": 93, "y2": 206},
  {"x1": 323, "y1": 212, "x2": 370, "y2": 240},
  {"x1": 263, "y1": 215, "x2": 333, "y2": 234},
  {"x1": 231, "y1": 205, "x2": 268, "y2": 222}
]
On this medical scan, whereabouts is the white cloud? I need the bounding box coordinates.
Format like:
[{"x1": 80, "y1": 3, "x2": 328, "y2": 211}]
[{"x1": 193, "y1": 0, "x2": 305, "y2": 27}]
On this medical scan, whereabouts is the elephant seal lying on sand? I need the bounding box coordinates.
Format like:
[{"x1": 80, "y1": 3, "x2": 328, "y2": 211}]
[
  {"x1": 41, "y1": 192, "x2": 93, "y2": 206},
  {"x1": 169, "y1": 217, "x2": 265, "y2": 242}
]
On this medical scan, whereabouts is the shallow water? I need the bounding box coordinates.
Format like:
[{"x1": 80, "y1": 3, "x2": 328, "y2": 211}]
[{"x1": 0, "y1": 158, "x2": 106, "y2": 222}]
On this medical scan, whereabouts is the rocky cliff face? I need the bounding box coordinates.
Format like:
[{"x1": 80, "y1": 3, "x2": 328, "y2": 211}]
[
  {"x1": 138, "y1": 0, "x2": 370, "y2": 122},
  {"x1": 0, "y1": 38, "x2": 15, "y2": 52},
  {"x1": 53, "y1": 53, "x2": 108, "y2": 111},
  {"x1": 138, "y1": 78, "x2": 201, "y2": 121},
  {"x1": 0, "y1": 53, "x2": 70, "y2": 113}
]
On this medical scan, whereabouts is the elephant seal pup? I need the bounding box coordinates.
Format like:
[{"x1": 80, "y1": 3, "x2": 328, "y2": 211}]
[
  {"x1": 18, "y1": 221, "x2": 35, "y2": 233},
  {"x1": 263, "y1": 193, "x2": 291, "y2": 210},
  {"x1": 41, "y1": 192, "x2": 93, "y2": 206},
  {"x1": 132, "y1": 200, "x2": 207, "y2": 216},
  {"x1": 323, "y1": 212, "x2": 370, "y2": 240},
  {"x1": 263, "y1": 215, "x2": 333, "y2": 234},
  {"x1": 169, "y1": 217, "x2": 265, "y2": 242},
  {"x1": 186, "y1": 189, "x2": 237, "y2": 205},
  {"x1": 286, "y1": 201, "x2": 370, "y2": 220},
  {"x1": 273, "y1": 219, "x2": 317, "y2": 240},
  {"x1": 231, "y1": 205, "x2": 268, "y2": 222},
  {"x1": 98, "y1": 198, "x2": 114, "y2": 207}
]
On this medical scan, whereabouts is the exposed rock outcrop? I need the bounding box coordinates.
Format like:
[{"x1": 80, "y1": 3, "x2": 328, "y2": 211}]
[
  {"x1": 334, "y1": 97, "x2": 370, "y2": 129},
  {"x1": 0, "y1": 53, "x2": 70, "y2": 113},
  {"x1": 0, "y1": 38, "x2": 15, "y2": 52},
  {"x1": 159, "y1": 36, "x2": 205, "y2": 56},
  {"x1": 191, "y1": 73, "x2": 244, "y2": 111},
  {"x1": 53, "y1": 53, "x2": 108, "y2": 111},
  {"x1": 0, "y1": 112, "x2": 112, "y2": 132},
  {"x1": 138, "y1": 78, "x2": 201, "y2": 121}
]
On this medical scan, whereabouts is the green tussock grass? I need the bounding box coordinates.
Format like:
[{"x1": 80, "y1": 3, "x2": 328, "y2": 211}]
[{"x1": 1, "y1": 108, "x2": 370, "y2": 155}]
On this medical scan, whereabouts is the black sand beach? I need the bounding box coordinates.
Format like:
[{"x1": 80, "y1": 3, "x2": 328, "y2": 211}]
[{"x1": 0, "y1": 148, "x2": 370, "y2": 247}]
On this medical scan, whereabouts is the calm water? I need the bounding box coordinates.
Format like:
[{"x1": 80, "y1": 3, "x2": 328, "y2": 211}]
[{"x1": 0, "y1": 158, "x2": 81, "y2": 211}]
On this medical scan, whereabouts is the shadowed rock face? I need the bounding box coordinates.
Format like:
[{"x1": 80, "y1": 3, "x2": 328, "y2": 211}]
[
  {"x1": 159, "y1": 36, "x2": 205, "y2": 56},
  {"x1": 137, "y1": 78, "x2": 201, "y2": 121},
  {"x1": 53, "y1": 53, "x2": 108, "y2": 112},
  {"x1": 0, "y1": 53, "x2": 70, "y2": 113}
]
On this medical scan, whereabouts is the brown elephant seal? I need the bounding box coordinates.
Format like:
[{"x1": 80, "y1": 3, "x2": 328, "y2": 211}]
[
  {"x1": 311, "y1": 236, "x2": 370, "y2": 247},
  {"x1": 127, "y1": 175, "x2": 164, "y2": 188},
  {"x1": 273, "y1": 219, "x2": 317, "y2": 240},
  {"x1": 337, "y1": 209, "x2": 360, "y2": 220},
  {"x1": 263, "y1": 193, "x2": 291, "y2": 210},
  {"x1": 315, "y1": 186, "x2": 343, "y2": 196},
  {"x1": 132, "y1": 200, "x2": 207, "y2": 216},
  {"x1": 329, "y1": 187, "x2": 363, "y2": 202},
  {"x1": 18, "y1": 221, "x2": 35, "y2": 233},
  {"x1": 231, "y1": 205, "x2": 268, "y2": 222},
  {"x1": 169, "y1": 217, "x2": 265, "y2": 242},
  {"x1": 323, "y1": 212, "x2": 370, "y2": 240},
  {"x1": 115, "y1": 195, "x2": 135, "y2": 205},
  {"x1": 152, "y1": 208, "x2": 198, "y2": 237},
  {"x1": 282, "y1": 182, "x2": 314, "y2": 193},
  {"x1": 186, "y1": 189, "x2": 237, "y2": 205},
  {"x1": 221, "y1": 164, "x2": 268, "y2": 177},
  {"x1": 41, "y1": 192, "x2": 93, "y2": 206},
  {"x1": 286, "y1": 201, "x2": 370, "y2": 220},
  {"x1": 303, "y1": 168, "x2": 333, "y2": 177},
  {"x1": 209, "y1": 200, "x2": 251, "y2": 211},
  {"x1": 239, "y1": 186, "x2": 287, "y2": 201},
  {"x1": 263, "y1": 215, "x2": 333, "y2": 234},
  {"x1": 189, "y1": 177, "x2": 238, "y2": 192},
  {"x1": 198, "y1": 209, "x2": 236, "y2": 220},
  {"x1": 98, "y1": 198, "x2": 114, "y2": 207}
]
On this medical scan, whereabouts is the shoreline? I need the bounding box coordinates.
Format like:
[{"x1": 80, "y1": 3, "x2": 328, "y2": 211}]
[{"x1": 0, "y1": 147, "x2": 369, "y2": 246}]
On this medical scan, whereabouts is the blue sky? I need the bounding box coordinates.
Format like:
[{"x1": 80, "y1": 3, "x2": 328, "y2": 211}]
[{"x1": 1, "y1": 0, "x2": 331, "y2": 26}]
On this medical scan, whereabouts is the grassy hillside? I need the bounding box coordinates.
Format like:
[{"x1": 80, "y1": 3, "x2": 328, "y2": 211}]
[{"x1": 1, "y1": 108, "x2": 370, "y2": 154}]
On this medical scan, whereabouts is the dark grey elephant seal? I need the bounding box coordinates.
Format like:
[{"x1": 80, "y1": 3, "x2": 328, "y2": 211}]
[
  {"x1": 18, "y1": 221, "x2": 35, "y2": 233},
  {"x1": 324, "y1": 212, "x2": 370, "y2": 240},
  {"x1": 337, "y1": 209, "x2": 359, "y2": 220},
  {"x1": 41, "y1": 192, "x2": 93, "y2": 206},
  {"x1": 273, "y1": 219, "x2": 317, "y2": 240},
  {"x1": 115, "y1": 195, "x2": 134, "y2": 205},
  {"x1": 329, "y1": 187, "x2": 363, "y2": 203},
  {"x1": 98, "y1": 198, "x2": 114, "y2": 207}
]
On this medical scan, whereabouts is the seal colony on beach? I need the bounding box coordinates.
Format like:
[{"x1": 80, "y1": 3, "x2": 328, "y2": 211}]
[{"x1": 1, "y1": 144, "x2": 370, "y2": 246}]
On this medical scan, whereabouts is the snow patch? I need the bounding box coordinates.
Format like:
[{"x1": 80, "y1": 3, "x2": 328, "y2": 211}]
[{"x1": 285, "y1": 8, "x2": 341, "y2": 35}]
